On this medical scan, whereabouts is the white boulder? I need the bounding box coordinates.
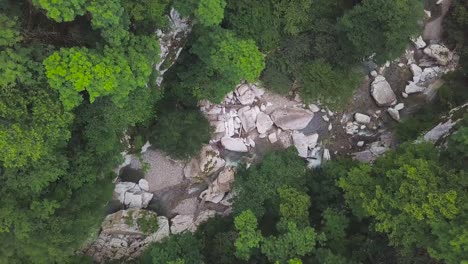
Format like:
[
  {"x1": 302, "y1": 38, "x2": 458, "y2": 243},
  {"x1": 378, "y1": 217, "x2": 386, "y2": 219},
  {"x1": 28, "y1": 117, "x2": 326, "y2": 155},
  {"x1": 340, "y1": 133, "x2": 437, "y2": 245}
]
[
  {"x1": 256, "y1": 112, "x2": 274, "y2": 134},
  {"x1": 271, "y1": 108, "x2": 314, "y2": 130},
  {"x1": 354, "y1": 113, "x2": 371, "y2": 124},
  {"x1": 423, "y1": 44, "x2": 452, "y2": 66},
  {"x1": 371, "y1": 76, "x2": 397, "y2": 106},
  {"x1": 292, "y1": 132, "x2": 319, "y2": 158},
  {"x1": 238, "y1": 106, "x2": 258, "y2": 133},
  {"x1": 412, "y1": 36, "x2": 427, "y2": 49},
  {"x1": 221, "y1": 137, "x2": 249, "y2": 152}
]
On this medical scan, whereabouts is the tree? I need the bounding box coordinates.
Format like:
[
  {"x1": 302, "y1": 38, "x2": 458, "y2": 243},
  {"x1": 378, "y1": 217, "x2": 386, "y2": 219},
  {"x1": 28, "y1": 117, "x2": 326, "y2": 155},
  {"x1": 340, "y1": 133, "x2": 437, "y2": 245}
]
[
  {"x1": 233, "y1": 148, "x2": 308, "y2": 217},
  {"x1": 0, "y1": 47, "x2": 72, "y2": 169},
  {"x1": 43, "y1": 35, "x2": 159, "y2": 110},
  {"x1": 297, "y1": 60, "x2": 361, "y2": 108},
  {"x1": 123, "y1": 0, "x2": 170, "y2": 31},
  {"x1": 339, "y1": 143, "x2": 468, "y2": 263},
  {"x1": 32, "y1": 0, "x2": 87, "y2": 22},
  {"x1": 188, "y1": 28, "x2": 265, "y2": 102},
  {"x1": 195, "y1": 0, "x2": 226, "y2": 26},
  {"x1": 143, "y1": 233, "x2": 204, "y2": 264},
  {"x1": 150, "y1": 109, "x2": 211, "y2": 160},
  {"x1": 0, "y1": 14, "x2": 21, "y2": 46},
  {"x1": 338, "y1": 0, "x2": 423, "y2": 62},
  {"x1": 234, "y1": 210, "x2": 262, "y2": 261}
]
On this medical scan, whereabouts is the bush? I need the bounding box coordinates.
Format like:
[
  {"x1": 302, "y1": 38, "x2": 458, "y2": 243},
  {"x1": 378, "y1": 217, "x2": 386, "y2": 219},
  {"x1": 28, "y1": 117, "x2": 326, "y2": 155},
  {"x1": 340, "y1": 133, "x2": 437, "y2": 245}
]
[
  {"x1": 137, "y1": 212, "x2": 159, "y2": 234},
  {"x1": 297, "y1": 60, "x2": 361, "y2": 109},
  {"x1": 150, "y1": 109, "x2": 211, "y2": 160}
]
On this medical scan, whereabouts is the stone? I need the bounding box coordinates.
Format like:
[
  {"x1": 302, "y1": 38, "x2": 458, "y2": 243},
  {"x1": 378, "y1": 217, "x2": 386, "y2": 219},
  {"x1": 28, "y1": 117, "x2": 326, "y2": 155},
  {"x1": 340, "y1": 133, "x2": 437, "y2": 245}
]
[
  {"x1": 357, "y1": 141, "x2": 365, "y2": 147},
  {"x1": 268, "y1": 132, "x2": 278, "y2": 144},
  {"x1": 238, "y1": 106, "x2": 258, "y2": 133},
  {"x1": 410, "y1": 64, "x2": 422, "y2": 83},
  {"x1": 212, "y1": 121, "x2": 225, "y2": 133},
  {"x1": 405, "y1": 83, "x2": 426, "y2": 94},
  {"x1": 402, "y1": 92, "x2": 408, "y2": 98},
  {"x1": 270, "y1": 108, "x2": 314, "y2": 130},
  {"x1": 173, "y1": 197, "x2": 199, "y2": 215},
  {"x1": 236, "y1": 84, "x2": 250, "y2": 96},
  {"x1": 260, "y1": 104, "x2": 266, "y2": 111},
  {"x1": 238, "y1": 90, "x2": 256, "y2": 105},
  {"x1": 193, "y1": 210, "x2": 217, "y2": 228},
  {"x1": 420, "y1": 66, "x2": 444, "y2": 83},
  {"x1": 199, "y1": 145, "x2": 225, "y2": 175},
  {"x1": 256, "y1": 112, "x2": 274, "y2": 134},
  {"x1": 308, "y1": 104, "x2": 320, "y2": 112},
  {"x1": 115, "y1": 182, "x2": 141, "y2": 202},
  {"x1": 370, "y1": 70, "x2": 378, "y2": 77},
  {"x1": 370, "y1": 142, "x2": 389, "y2": 155},
  {"x1": 424, "y1": 10, "x2": 431, "y2": 18},
  {"x1": 323, "y1": 149, "x2": 331, "y2": 161},
  {"x1": 423, "y1": 44, "x2": 452, "y2": 66},
  {"x1": 221, "y1": 137, "x2": 248, "y2": 152},
  {"x1": 277, "y1": 130, "x2": 293, "y2": 148},
  {"x1": 424, "y1": 119, "x2": 456, "y2": 143},
  {"x1": 250, "y1": 85, "x2": 265, "y2": 98},
  {"x1": 292, "y1": 131, "x2": 318, "y2": 158},
  {"x1": 394, "y1": 103, "x2": 405, "y2": 111},
  {"x1": 328, "y1": 123, "x2": 332, "y2": 131},
  {"x1": 354, "y1": 113, "x2": 371, "y2": 124},
  {"x1": 138, "y1": 179, "x2": 150, "y2": 192},
  {"x1": 322, "y1": 115, "x2": 330, "y2": 122},
  {"x1": 200, "y1": 167, "x2": 235, "y2": 203},
  {"x1": 124, "y1": 192, "x2": 141, "y2": 208},
  {"x1": 387, "y1": 108, "x2": 400, "y2": 121},
  {"x1": 412, "y1": 36, "x2": 427, "y2": 49},
  {"x1": 141, "y1": 192, "x2": 153, "y2": 208},
  {"x1": 141, "y1": 141, "x2": 151, "y2": 153},
  {"x1": 170, "y1": 215, "x2": 194, "y2": 234},
  {"x1": 352, "y1": 150, "x2": 375, "y2": 163},
  {"x1": 371, "y1": 76, "x2": 397, "y2": 106}
]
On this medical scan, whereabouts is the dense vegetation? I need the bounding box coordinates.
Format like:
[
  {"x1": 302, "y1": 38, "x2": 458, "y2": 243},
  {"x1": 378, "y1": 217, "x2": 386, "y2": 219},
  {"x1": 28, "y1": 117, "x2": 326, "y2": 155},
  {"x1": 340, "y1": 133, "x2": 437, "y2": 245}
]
[{"x1": 0, "y1": 0, "x2": 465, "y2": 263}]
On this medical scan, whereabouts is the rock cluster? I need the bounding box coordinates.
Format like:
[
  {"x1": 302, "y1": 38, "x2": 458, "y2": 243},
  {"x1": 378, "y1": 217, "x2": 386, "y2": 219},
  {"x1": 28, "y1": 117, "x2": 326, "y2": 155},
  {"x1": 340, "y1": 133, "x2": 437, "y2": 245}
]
[
  {"x1": 114, "y1": 180, "x2": 154, "y2": 209},
  {"x1": 83, "y1": 209, "x2": 170, "y2": 262}
]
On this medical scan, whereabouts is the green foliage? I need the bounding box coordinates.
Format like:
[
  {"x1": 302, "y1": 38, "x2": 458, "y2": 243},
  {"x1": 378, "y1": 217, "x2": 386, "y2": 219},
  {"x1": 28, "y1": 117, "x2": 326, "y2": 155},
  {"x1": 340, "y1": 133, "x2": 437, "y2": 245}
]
[
  {"x1": 234, "y1": 210, "x2": 262, "y2": 261},
  {"x1": 145, "y1": 233, "x2": 204, "y2": 264},
  {"x1": 86, "y1": 0, "x2": 129, "y2": 46},
  {"x1": 321, "y1": 208, "x2": 349, "y2": 253},
  {"x1": 195, "y1": 0, "x2": 226, "y2": 26},
  {"x1": 123, "y1": 0, "x2": 169, "y2": 31},
  {"x1": 225, "y1": 0, "x2": 281, "y2": 51},
  {"x1": 0, "y1": 14, "x2": 21, "y2": 46},
  {"x1": 277, "y1": 186, "x2": 311, "y2": 227},
  {"x1": 137, "y1": 212, "x2": 159, "y2": 234},
  {"x1": 233, "y1": 148, "x2": 308, "y2": 217},
  {"x1": 189, "y1": 28, "x2": 265, "y2": 102},
  {"x1": 261, "y1": 222, "x2": 317, "y2": 263},
  {"x1": 298, "y1": 60, "x2": 362, "y2": 108},
  {"x1": 150, "y1": 109, "x2": 211, "y2": 160},
  {"x1": 445, "y1": 126, "x2": 468, "y2": 169},
  {"x1": 271, "y1": 0, "x2": 313, "y2": 35},
  {"x1": 0, "y1": 48, "x2": 72, "y2": 170},
  {"x1": 338, "y1": 0, "x2": 423, "y2": 63},
  {"x1": 339, "y1": 143, "x2": 468, "y2": 263},
  {"x1": 32, "y1": 0, "x2": 87, "y2": 22},
  {"x1": 44, "y1": 35, "x2": 158, "y2": 110}
]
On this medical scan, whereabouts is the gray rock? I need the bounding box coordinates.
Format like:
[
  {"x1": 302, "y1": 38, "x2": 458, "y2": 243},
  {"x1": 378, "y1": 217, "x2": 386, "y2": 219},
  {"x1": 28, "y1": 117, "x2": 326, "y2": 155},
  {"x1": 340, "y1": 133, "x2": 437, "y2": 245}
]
[
  {"x1": 394, "y1": 103, "x2": 405, "y2": 111},
  {"x1": 238, "y1": 90, "x2": 256, "y2": 105},
  {"x1": 271, "y1": 108, "x2": 314, "y2": 130},
  {"x1": 238, "y1": 106, "x2": 258, "y2": 133},
  {"x1": 221, "y1": 137, "x2": 248, "y2": 152},
  {"x1": 138, "y1": 179, "x2": 150, "y2": 192},
  {"x1": 268, "y1": 132, "x2": 278, "y2": 144},
  {"x1": 370, "y1": 70, "x2": 378, "y2": 77},
  {"x1": 354, "y1": 113, "x2": 371, "y2": 124},
  {"x1": 170, "y1": 215, "x2": 194, "y2": 234},
  {"x1": 412, "y1": 36, "x2": 427, "y2": 49},
  {"x1": 423, "y1": 44, "x2": 451, "y2": 66},
  {"x1": 357, "y1": 141, "x2": 365, "y2": 147},
  {"x1": 308, "y1": 104, "x2": 320, "y2": 112},
  {"x1": 405, "y1": 83, "x2": 426, "y2": 94},
  {"x1": 424, "y1": 119, "x2": 456, "y2": 143},
  {"x1": 410, "y1": 64, "x2": 422, "y2": 83},
  {"x1": 292, "y1": 131, "x2": 318, "y2": 158},
  {"x1": 371, "y1": 76, "x2": 397, "y2": 106},
  {"x1": 256, "y1": 112, "x2": 273, "y2": 134},
  {"x1": 387, "y1": 108, "x2": 400, "y2": 121}
]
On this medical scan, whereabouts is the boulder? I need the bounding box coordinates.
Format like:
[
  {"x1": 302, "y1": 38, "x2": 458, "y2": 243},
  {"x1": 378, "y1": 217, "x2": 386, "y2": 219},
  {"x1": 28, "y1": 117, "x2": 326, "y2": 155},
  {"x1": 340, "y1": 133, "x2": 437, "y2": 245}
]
[
  {"x1": 238, "y1": 106, "x2": 258, "y2": 133},
  {"x1": 424, "y1": 119, "x2": 456, "y2": 143},
  {"x1": 221, "y1": 137, "x2": 249, "y2": 152},
  {"x1": 394, "y1": 103, "x2": 405, "y2": 111},
  {"x1": 256, "y1": 112, "x2": 273, "y2": 134},
  {"x1": 308, "y1": 104, "x2": 320, "y2": 112},
  {"x1": 370, "y1": 70, "x2": 378, "y2": 77},
  {"x1": 420, "y1": 66, "x2": 443, "y2": 83},
  {"x1": 412, "y1": 36, "x2": 427, "y2": 49},
  {"x1": 238, "y1": 90, "x2": 256, "y2": 105},
  {"x1": 124, "y1": 192, "x2": 154, "y2": 208},
  {"x1": 405, "y1": 83, "x2": 426, "y2": 94},
  {"x1": 410, "y1": 64, "x2": 422, "y2": 83},
  {"x1": 424, "y1": 44, "x2": 451, "y2": 65},
  {"x1": 292, "y1": 132, "x2": 319, "y2": 158},
  {"x1": 170, "y1": 215, "x2": 194, "y2": 234},
  {"x1": 184, "y1": 145, "x2": 225, "y2": 178},
  {"x1": 354, "y1": 113, "x2": 371, "y2": 124},
  {"x1": 236, "y1": 84, "x2": 250, "y2": 96},
  {"x1": 371, "y1": 76, "x2": 397, "y2": 106},
  {"x1": 268, "y1": 132, "x2": 278, "y2": 144},
  {"x1": 387, "y1": 108, "x2": 400, "y2": 121},
  {"x1": 357, "y1": 141, "x2": 365, "y2": 147},
  {"x1": 200, "y1": 167, "x2": 235, "y2": 203},
  {"x1": 138, "y1": 179, "x2": 150, "y2": 192},
  {"x1": 271, "y1": 108, "x2": 314, "y2": 130}
]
